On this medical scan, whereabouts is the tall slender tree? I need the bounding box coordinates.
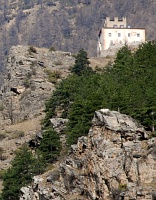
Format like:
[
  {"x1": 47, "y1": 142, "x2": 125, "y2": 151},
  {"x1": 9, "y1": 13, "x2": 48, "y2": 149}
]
[
  {"x1": 1, "y1": 144, "x2": 44, "y2": 200},
  {"x1": 71, "y1": 49, "x2": 92, "y2": 76}
]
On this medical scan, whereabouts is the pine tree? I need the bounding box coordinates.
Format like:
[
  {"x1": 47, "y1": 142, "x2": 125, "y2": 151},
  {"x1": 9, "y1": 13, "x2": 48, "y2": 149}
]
[
  {"x1": 38, "y1": 128, "x2": 61, "y2": 163},
  {"x1": 1, "y1": 144, "x2": 44, "y2": 200},
  {"x1": 71, "y1": 49, "x2": 92, "y2": 75}
]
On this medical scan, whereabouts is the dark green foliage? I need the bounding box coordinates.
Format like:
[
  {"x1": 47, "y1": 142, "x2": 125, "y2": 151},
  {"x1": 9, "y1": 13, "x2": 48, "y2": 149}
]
[
  {"x1": 44, "y1": 41, "x2": 156, "y2": 146},
  {"x1": 1, "y1": 144, "x2": 45, "y2": 200},
  {"x1": 28, "y1": 46, "x2": 37, "y2": 54},
  {"x1": 43, "y1": 72, "x2": 104, "y2": 145},
  {"x1": 110, "y1": 41, "x2": 156, "y2": 129},
  {"x1": 71, "y1": 49, "x2": 92, "y2": 75},
  {"x1": 66, "y1": 74, "x2": 105, "y2": 145},
  {"x1": 37, "y1": 128, "x2": 61, "y2": 163},
  {"x1": 43, "y1": 74, "x2": 82, "y2": 127},
  {"x1": 49, "y1": 46, "x2": 56, "y2": 51}
]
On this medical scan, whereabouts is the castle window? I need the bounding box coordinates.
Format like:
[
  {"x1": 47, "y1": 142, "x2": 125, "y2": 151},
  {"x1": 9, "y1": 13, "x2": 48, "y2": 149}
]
[
  {"x1": 137, "y1": 33, "x2": 140, "y2": 37},
  {"x1": 109, "y1": 33, "x2": 112, "y2": 37},
  {"x1": 118, "y1": 33, "x2": 121, "y2": 37},
  {"x1": 128, "y1": 33, "x2": 130, "y2": 37},
  {"x1": 113, "y1": 25, "x2": 117, "y2": 28},
  {"x1": 120, "y1": 25, "x2": 124, "y2": 28}
]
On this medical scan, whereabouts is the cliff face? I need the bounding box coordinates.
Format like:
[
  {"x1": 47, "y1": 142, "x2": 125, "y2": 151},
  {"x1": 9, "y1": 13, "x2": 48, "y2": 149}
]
[
  {"x1": 0, "y1": 45, "x2": 74, "y2": 125},
  {"x1": 0, "y1": 45, "x2": 74, "y2": 190},
  {"x1": 20, "y1": 109, "x2": 156, "y2": 200}
]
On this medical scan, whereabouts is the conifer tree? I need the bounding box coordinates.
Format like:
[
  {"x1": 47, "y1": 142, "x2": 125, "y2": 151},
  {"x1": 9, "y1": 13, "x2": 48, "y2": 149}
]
[
  {"x1": 1, "y1": 144, "x2": 44, "y2": 200},
  {"x1": 37, "y1": 128, "x2": 61, "y2": 163},
  {"x1": 71, "y1": 49, "x2": 92, "y2": 75}
]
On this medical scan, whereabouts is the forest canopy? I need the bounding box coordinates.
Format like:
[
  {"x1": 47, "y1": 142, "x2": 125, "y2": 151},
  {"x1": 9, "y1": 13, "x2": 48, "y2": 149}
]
[{"x1": 44, "y1": 41, "x2": 156, "y2": 144}]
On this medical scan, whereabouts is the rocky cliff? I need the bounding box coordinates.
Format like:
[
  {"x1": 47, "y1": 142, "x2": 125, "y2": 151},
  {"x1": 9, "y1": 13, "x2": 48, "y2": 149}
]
[
  {"x1": 0, "y1": 45, "x2": 74, "y2": 182},
  {"x1": 0, "y1": 44, "x2": 111, "y2": 180},
  {"x1": 0, "y1": 45, "x2": 74, "y2": 125},
  {"x1": 20, "y1": 109, "x2": 156, "y2": 200}
]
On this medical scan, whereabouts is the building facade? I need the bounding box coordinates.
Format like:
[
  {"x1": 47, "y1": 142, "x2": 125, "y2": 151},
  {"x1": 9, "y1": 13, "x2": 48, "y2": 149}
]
[{"x1": 97, "y1": 17, "x2": 145, "y2": 56}]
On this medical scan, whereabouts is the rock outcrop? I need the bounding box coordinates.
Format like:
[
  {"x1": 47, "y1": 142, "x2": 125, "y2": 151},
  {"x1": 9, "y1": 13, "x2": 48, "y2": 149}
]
[
  {"x1": 0, "y1": 46, "x2": 74, "y2": 187},
  {"x1": 20, "y1": 109, "x2": 156, "y2": 200},
  {"x1": 0, "y1": 45, "x2": 74, "y2": 125}
]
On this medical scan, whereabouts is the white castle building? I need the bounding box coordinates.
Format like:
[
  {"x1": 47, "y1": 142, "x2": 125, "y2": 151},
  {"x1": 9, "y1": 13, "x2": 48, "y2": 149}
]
[{"x1": 97, "y1": 17, "x2": 145, "y2": 56}]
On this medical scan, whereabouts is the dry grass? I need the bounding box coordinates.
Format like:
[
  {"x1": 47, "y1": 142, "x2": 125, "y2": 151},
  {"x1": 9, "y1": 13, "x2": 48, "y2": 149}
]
[
  {"x1": 5, "y1": 114, "x2": 45, "y2": 133},
  {"x1": 89, "y1": 57, "x2": 114, "y2": 70},
  {"x1": 8, "y1": 130, "x2": 25, "y2": 140}
]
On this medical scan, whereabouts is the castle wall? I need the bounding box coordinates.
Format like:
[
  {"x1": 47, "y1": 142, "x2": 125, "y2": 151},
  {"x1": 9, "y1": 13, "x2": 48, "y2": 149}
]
[{"x1": 102, "y1": 28, "x2": 145, "y2": 50}]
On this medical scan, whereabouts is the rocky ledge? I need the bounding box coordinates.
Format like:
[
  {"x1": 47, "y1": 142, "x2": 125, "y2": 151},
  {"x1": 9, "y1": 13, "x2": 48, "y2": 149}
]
[{"x1": 20, "y1": 109, "x2": 156, "y2": 200}]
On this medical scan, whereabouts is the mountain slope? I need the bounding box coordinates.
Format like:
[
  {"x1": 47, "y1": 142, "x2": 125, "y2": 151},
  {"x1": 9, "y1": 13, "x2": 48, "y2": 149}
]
[
  {"x1": 0, "y1": 0, "x2": 155, "y2": 68},
  {"x1": 0, "y1": 45, "x2": 111, "y2": 194}
]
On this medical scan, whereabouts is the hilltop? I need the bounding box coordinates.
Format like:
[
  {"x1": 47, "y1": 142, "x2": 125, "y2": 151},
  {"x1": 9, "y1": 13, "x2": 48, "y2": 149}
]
[{"x1": 0, "y1": 0, "x2": 155, "y2": 76}]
